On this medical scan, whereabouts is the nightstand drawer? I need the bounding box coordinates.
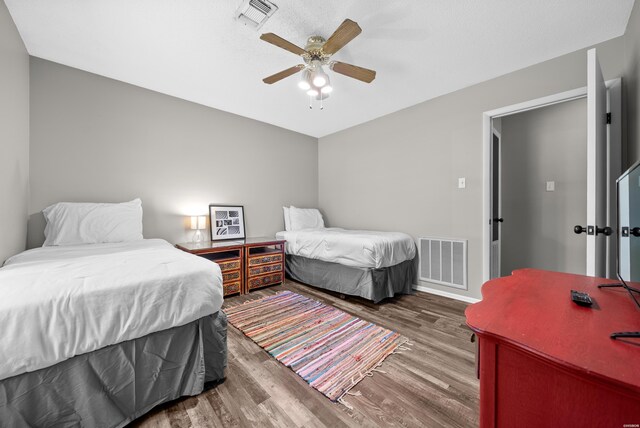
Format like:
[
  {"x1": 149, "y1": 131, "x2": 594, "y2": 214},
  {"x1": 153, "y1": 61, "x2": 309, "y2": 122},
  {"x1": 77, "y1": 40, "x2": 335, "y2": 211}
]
[
  {"x1": 248, "y1": 263, "x2": 282, "y2": 276},
  {"x1": 218, "y1": 259, "x2": 241, "y2": 272},
  {"x1": 247, "y1": 272, "x2": 283, "y2": 290},
  {"x1": 223, "y1": 270, "x2": 241, "y2": 283},
  {"x1": 224, "y1": 281, "x2": 242, "y2": 296},
  {"x1": 247, "y1": 253, "x2": 283, "y2": 267},
  {"x1": 177, "y1": 238, "x2": 285, "y2": 296}
]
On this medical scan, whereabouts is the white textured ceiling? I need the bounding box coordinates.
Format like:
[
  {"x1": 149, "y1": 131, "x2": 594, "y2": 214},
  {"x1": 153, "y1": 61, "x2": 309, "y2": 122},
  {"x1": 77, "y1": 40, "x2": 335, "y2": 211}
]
[{"x1": 5, "y1": 0, "x2": 635, "y2": 137}]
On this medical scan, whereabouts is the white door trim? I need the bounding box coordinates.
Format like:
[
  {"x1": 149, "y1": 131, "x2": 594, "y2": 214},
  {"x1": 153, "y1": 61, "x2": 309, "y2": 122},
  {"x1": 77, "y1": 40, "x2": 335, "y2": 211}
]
[
  {"x1": 490, "y1": 127, "x2": 502, "y2": 278},
  {"x1": 606, "y1": 78, "x2": 622, "y2": 278},
  {"x1": 482, "y1": 79, "x2": 621, "y2": 283}
]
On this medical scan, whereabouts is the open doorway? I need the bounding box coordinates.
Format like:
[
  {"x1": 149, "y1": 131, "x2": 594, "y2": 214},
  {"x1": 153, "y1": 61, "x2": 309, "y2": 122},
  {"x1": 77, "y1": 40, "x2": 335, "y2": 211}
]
[
  {"x1": 496, "y1": 99, "x2": 588, "y2": 277},
  {"x1": 483, "y1": 49, "x2": 622, "y2": 282}
]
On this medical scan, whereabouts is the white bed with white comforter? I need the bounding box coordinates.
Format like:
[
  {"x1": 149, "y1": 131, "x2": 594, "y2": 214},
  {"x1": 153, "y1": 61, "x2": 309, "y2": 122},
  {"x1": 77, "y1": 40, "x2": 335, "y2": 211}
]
[
  {"x1": 0, "y1": 238, "x2": 223, "y2": 381},
  {"x1": 276, "y1": 227, "x2": 416, "y2": 269},
  {"x1": 278, "y1": 206, "x2": 417, "y2": 302}
]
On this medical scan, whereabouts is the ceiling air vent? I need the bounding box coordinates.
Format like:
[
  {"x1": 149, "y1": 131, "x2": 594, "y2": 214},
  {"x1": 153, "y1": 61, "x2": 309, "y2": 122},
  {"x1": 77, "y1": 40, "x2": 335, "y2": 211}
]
[{"x1": 236, "y1": 0, "x2": 278, "y2": 30}]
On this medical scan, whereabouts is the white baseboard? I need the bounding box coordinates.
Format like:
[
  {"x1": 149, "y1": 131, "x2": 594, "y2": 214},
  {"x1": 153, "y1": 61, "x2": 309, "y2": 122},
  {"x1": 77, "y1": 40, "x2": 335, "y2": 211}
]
[{"x1": 413, "y1": 284, "x2": 481, "y2": 304}]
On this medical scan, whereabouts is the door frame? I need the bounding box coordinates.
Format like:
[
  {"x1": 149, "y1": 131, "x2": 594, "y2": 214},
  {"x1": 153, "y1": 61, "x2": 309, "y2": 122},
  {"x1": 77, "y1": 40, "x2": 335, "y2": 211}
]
[
  {"x1": 490, "y1": 127, "x2": 502, "y2": 278},
  {"x1": 481, "y1": 78, "x2": 622, "y2": 283}
]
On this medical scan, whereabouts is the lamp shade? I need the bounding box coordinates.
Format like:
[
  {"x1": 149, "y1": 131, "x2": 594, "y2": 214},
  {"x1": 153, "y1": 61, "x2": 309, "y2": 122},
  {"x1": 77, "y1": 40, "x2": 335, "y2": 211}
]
[
  {"x1": 298, "y1": 69, "x2": 311, "y2": 90},
  {"x1": 312, "y1": 67, "x2": 328, "y2": 87},
  {"x1": 191, "y1": 215, "x2": 207, "y2": 230},
  {"x1": 321, "y1": 84, "x2": 333, "y2": 94}
]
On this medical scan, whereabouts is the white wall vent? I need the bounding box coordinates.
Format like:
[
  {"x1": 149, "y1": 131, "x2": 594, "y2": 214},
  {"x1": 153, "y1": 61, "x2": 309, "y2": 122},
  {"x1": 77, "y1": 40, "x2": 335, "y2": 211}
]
[
  {"x1": 419, "y1": 237, "x2": 467, "y2": 290},
  {"x1": 236, "y1": 0, "x2": 278, "y2": 30}
]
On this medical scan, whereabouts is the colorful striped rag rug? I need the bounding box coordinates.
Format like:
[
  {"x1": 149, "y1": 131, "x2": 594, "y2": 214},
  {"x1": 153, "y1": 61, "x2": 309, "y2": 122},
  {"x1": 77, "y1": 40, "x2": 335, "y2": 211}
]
[{"x1": 224, "y1": 290, "x2": 409, "y2": 403}]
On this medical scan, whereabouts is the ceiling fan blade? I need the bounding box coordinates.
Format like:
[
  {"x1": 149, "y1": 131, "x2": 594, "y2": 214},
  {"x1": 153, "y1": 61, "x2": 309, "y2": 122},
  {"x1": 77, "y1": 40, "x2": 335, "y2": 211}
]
[
  {"x1": 322, "y1": 19, "x2": 362, "y2": 55},
  {"x1": 260, "y1": 33, "x2": 307, "y2": 56},
  {"x1": 330, "y1": 61, "x2": 376, "y2": 83},
  {"x1": 263, "y1": 65, "x2": 304, "y2": 84}
]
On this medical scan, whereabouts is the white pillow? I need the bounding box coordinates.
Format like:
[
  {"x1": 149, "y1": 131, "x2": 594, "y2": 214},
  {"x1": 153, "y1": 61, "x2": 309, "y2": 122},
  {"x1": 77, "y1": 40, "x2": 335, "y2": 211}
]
[
  {"x1": 283, "y1": 206, "x2": 292, "y2": 231},
  {"x1": 289, "y1": 207, "x2": 325, "y2": 231},
  {"x1": 43, "y1": 199, "x2": 144, "y2": 246}
]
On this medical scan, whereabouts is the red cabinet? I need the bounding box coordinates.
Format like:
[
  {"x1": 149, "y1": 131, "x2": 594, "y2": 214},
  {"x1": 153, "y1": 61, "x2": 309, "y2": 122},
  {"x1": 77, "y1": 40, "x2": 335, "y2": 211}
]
[{"x1": 466, "y1": 269, "x2": 640, "y2": 427}]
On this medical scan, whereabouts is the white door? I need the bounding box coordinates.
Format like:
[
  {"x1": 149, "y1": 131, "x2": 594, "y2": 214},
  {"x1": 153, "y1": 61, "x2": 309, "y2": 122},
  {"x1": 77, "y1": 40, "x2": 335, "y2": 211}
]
[
  {"x1": 586, "y1": 48, "x2": 609, "y2": 277},
  {"x1": 490, "y1": 130, "x2": 502, "y2": 278}
]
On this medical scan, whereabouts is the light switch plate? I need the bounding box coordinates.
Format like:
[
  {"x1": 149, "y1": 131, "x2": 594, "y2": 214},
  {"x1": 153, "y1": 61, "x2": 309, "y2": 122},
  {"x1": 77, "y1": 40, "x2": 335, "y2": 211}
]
[
  {"x1": 546, "y1": 181, "x2": 555, "y2": 192},
  {"x1": 458, "y1": 178, "x2": 466, "y2": 189}
]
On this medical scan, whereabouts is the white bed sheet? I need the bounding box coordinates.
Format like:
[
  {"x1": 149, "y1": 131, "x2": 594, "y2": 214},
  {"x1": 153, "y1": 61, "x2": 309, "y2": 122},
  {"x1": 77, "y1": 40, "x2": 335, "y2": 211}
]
[
  {"x1": 0, "y1": 239, "x2": 222, "y2": 381},
  {"x1": 276, "y1": 228, "x2": 416, "y2": 269}
]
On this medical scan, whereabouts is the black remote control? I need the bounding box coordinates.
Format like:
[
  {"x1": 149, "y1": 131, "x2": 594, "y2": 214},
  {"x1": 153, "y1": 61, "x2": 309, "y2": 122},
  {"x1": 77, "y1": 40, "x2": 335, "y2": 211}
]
[{"x1": 571, "y1": 290, "x2": 593, "y2": 307}]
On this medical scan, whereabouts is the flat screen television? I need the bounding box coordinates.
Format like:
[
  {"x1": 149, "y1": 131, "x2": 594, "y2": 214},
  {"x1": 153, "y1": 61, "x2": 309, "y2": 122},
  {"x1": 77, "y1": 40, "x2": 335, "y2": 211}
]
[
  {"x1": 600, "y1": 159, "x2": 640, "y2": 339},
  {"x1": 618, "y1": 160, "x2": 640, "y2": 288}
]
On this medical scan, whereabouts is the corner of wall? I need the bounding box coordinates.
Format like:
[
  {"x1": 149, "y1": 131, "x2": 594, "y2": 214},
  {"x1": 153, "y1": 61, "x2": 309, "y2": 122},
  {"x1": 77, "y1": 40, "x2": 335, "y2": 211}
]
[
  {"x1": 623, "y1": 0, "x2": 640, "y2": 167},
  {"x1": 0, "y1": 1, "x2": 30, "y2": 262}
]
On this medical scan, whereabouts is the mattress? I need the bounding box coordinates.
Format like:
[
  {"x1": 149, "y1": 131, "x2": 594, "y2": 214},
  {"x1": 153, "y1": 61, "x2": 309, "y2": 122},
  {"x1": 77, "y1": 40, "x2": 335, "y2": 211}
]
[
  {"x1": 0, "y1": 239, "x2": 223, "y2": 381},
  {"x1": 276, "y1": 228, "x2": 416, "y2": 269}
]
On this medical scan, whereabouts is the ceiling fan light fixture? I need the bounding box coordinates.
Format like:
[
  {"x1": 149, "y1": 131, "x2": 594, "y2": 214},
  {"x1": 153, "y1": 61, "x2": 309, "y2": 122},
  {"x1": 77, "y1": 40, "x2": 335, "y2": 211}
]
[
  {"x1": 306, "y1": 88, "x2": 319, "y2": 97},
  {"x1": 298, "y1": 81, "x2": 311, "y2": 90},
  {"x1": 321, "y1": 85, "x2": 333, "y2": 94},
  {"x1": 298, "y1": 69, "x2": 311, "y2": 90},
  {"x1": 312, "y1": 68, "x2": 328, "y2": 87},
  {"x1": 313, "y1": 76, "x2": 327, "y2": 87}
]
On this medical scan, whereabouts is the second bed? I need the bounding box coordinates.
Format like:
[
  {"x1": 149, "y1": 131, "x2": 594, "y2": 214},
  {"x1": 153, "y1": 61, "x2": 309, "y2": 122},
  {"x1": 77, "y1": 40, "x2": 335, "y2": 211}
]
[{"x1": 276, "y1": 227, "x2": 417, "y2": 303}]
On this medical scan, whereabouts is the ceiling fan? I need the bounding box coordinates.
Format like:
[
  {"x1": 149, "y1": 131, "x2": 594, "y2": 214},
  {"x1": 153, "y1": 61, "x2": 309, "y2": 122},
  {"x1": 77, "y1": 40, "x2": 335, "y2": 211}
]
[{"x1": 260, "y1": 19, "x2": 376, "y2": 105}]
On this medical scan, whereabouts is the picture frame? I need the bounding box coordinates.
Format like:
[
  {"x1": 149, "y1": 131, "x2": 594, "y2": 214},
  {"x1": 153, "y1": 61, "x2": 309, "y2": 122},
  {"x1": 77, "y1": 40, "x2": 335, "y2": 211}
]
[{"x1": 209, "y1": 204, "x2": 246, "y2": 241}]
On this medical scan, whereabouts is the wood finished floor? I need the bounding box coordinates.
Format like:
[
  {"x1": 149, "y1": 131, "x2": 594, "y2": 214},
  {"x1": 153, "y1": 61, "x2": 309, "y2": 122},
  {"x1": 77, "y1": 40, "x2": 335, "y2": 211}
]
[{"x1": 131, "y1": 281, "x2": 479, "y2": 428}]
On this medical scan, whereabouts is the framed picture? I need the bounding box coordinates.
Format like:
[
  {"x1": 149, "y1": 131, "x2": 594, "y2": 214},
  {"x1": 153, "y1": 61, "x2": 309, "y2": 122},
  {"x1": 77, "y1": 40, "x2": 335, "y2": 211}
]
[{"x1": 209, "y1": 204, "x2": 246, "y2": 241}]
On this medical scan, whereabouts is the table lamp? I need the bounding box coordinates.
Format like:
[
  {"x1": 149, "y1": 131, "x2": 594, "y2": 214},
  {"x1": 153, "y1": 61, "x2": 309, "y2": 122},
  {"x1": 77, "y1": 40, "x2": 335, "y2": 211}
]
[{"x1": 190, "y1": 215, "x2": 207, "y2": 243}]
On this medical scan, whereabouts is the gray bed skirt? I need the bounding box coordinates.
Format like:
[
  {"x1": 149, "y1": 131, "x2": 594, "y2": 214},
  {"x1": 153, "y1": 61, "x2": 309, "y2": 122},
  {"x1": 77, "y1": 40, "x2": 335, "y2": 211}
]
[
  {"x1": 286, "y1": 255, "x2": 416, "y2": 303},
  {"x1": 0, "y1": 311, "x2": 227, "y2": 428}
]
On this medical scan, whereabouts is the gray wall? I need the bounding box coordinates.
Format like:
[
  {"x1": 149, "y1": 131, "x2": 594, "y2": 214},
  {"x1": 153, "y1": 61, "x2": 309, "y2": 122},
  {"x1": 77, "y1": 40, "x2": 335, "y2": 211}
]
[
  {"x1": 500, "y1": 99, "x2": 587, "y2": 277},
  {"x1": 318, "y1": 37, "x2": 624, "y2": 300},
  {"x1": 29, "y1": 58, "x2": 318, "y2": 247},
  {"x1": 0, "y1": 1, "x2": 29, "y2": 263},
  {"x1": 625, "y1": 0, "x2": 640, "y2": 167},
  {"x1": 15, "y1": 4, "x2": 640, "y2": 301}
]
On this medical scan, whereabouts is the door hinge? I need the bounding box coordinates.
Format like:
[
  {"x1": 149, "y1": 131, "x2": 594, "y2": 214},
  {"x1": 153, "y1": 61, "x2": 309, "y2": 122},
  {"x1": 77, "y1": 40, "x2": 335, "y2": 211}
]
[{"x1": 606, "y1": 112, "x2": 612, "y2": 124}]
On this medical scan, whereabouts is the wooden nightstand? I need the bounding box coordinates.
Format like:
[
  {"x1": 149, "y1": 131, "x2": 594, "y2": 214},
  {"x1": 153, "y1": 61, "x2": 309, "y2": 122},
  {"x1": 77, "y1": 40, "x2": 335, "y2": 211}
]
[
  {"x1": 176, "y1": 240, "x2": 244, "y2": 297},
  {"x1": 176, "y1": 237, "x2": 286, "y2": 296},
  {"x1": 244, "y1": 237, "x2": 286, "y2": 294}
]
